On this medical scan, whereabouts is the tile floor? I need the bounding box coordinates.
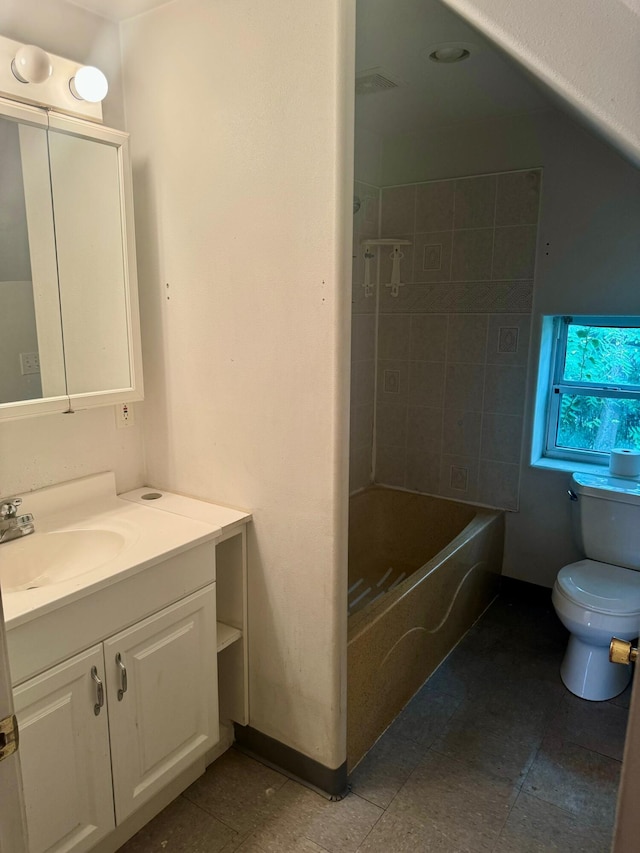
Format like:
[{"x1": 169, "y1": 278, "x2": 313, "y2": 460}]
[{"x1": 119, "y1": 583, "x2": 631, "y2": 853}]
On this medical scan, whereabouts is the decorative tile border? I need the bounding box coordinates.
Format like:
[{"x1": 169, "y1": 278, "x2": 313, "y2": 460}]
[{"x1": 379, "y1": 281, "x2": 534, "y2": 314}]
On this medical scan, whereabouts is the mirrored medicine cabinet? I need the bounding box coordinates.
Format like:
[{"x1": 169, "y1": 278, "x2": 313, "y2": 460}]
[{"x1": 0, "y1": 96, "x2": 143, "y2": 420}]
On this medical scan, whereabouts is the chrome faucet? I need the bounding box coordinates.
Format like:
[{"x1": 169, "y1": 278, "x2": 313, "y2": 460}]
[{"x1": 0, "y1": 498, "x2": 35, "y2": 543}]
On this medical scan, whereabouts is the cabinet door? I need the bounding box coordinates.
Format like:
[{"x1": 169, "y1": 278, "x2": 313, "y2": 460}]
[
  {"x1": 13, "y1": 645, "x2": 114, "y2": 853},
  {"x1": 105, "y1": 585, "x2": 218, "y2": 824}
]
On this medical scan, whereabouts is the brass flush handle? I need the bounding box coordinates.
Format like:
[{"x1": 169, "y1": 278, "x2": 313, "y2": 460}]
[{"x1": 610, "y1": 637, "x2": 639, "y2": 665}]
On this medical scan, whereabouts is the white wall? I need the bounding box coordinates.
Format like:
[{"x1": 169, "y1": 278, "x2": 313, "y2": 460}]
[
  {"x1": 380, "y1": 107, "x2": 640, "y2": 587},
  {"x1": 380, "y1": 111, "x2": 545, "y2": 186},
  {"x1": 121, "y1": 0, "x2": 354, "y2": 769},
  {"x1": 354, "y1": 125, "x2": 382, "y2": 186},
  {"x1": 0, "y1": 0, "x2": 145, "y2": 497},
  {"x1": 440, "y1": 0, "x2": 640, "y2": 167}
]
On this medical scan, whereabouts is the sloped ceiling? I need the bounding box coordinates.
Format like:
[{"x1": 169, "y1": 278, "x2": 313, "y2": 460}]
[
  {"x1": 68, "y1": 0, "x2": 640, "y2": 165},
  {"x1": 355, "y1": 0, "x2": 554, "y2": 137},
  {"x1": 440, "y1": 0, "x2": 640, "y2": 165}
]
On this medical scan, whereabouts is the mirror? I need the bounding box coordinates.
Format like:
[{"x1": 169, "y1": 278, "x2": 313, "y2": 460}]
[
  {"x1": 0, "y1": 99, "x2": 142, "y2": 419},
  {"x1": 0, "y1": 115, "x2": 66, "y2": 404}
]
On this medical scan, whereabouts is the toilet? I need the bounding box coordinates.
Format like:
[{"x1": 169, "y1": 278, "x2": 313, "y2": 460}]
[{"x1": 552, "y1": 472, "x2": 640, "y2": 701}]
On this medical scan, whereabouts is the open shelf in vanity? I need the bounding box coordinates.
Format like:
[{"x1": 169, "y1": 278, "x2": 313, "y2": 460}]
[
  {"x1": 217, "y1": 621, "x2": 242, "y2": 652},
  {"x1": 214, "y1": 525, "x2": 249, "y2": 727}
]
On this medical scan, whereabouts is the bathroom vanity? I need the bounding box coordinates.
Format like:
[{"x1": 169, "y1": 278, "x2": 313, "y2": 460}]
[{"x1": 0, "y1": 474, "x2": 250, "y2": 853}]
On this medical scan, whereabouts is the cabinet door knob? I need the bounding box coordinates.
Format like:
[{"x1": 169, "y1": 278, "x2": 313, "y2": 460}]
[
  {"x1": 90, "y1": 666, "x2": 104, "y2": 715},
  {"x1": 116, "y1": 653, "x2": 128, "y2": 701}
]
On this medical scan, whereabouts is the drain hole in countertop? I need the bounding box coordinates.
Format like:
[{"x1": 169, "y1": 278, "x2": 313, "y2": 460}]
[{"x1": 141, "y1": 492, "x2": 163, "y2": 500}]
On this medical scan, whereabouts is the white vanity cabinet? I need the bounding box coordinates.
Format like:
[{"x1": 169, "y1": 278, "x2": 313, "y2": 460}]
[
  {"x1": 13, "y1": 645, "x2": 115, "y2": 853},
  {"x1": 14, "y1": 586, "x2": 218, "y2": 853},
  {"x1": 3, "y1": 476, "x2": 251, "y2": 853},
  {"x1": 105, "y1": 586, "x2": 217, "y2": 824}
]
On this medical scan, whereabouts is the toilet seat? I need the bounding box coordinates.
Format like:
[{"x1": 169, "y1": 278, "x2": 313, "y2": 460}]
[{"x1": 556, "y1": 559, "x2": 640, "y2": 616}]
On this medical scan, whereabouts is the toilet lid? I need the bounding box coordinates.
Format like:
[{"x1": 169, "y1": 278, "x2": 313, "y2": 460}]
[{"x1": 557, "y1": 560, "x2": 640, "y2": 615}]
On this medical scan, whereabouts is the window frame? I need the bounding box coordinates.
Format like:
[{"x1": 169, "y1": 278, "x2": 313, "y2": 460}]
[{"x1": 544, "y1": 315, "x2": 640, "y2": 465}]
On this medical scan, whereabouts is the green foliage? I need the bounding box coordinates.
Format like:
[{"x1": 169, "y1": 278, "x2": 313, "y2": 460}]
[{"x1": 558, "y1": 324, "x2": 640, "y2": 453}]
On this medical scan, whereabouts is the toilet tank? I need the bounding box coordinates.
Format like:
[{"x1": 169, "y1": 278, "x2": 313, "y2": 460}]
[{"x1": 571, "y1": 473, "x2": 640, "y2": 571}]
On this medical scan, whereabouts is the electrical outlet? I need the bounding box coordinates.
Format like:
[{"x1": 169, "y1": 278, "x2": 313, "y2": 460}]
[
  {"x1": 115, "y1": 402, "x2": 135, "y2": 429},
  {"x1": 20, "y1": 352, "x2": 40, "y2": 375}
]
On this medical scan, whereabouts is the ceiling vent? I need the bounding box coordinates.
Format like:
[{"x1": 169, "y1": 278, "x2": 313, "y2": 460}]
[{"x1": 355, "y1": 68, "x2": 401, "y2": 96}]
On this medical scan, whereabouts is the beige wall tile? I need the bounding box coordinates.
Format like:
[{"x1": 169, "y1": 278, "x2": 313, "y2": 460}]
[
  {"x1": 353, "y1": 359, "x2": 376, "y2": 406},
  {"x1": 451, "y1": 229, "x2": 493, "y2": 281},
  {"x1": 495, "y1": 170, "x2": 541, "y2": 227},
  {"x1": 351, "y1": 312, "x2": 376, "y2": 363},
  {"x1": 486, "y1": 314, "x2": 532, "y2": 366},
  {"x1": 368, "y1": 168, "x2": 541, "y2": 509},
  {"x1": 409, "y1": 361, "x2": 446, "y2": 407},
  {"x1": 406, "y1": 406, "x2": 443, "y2": 450},
  {"x1": 378, "y1": 314, "x2": 411, "y2": 360},
  {"x1": 375, "y1": 445, "x2": 406, "y2": 487},
  {"x1": 483, "y1": 364, "x2": 527, "y2": 416},
  {"x1": 405, "y1": 448, "x2": 441, "y2": 493},
  {"x1": 454, "y1": 175, "x2": 497, "y2": 229},
  {"x1": 442, "y1": 409, "x2": 482, "y2": 458},
  {"x1": 447, "y1": 314, "x2": 489, "y2": 364},
  {"x1": 415, "y1": 180, "x2": 454, "y2": 232},
  {"x1": 410, "y1": 315, "x2": 448, "y2": 362},
  {"x1": 378, "y1": 359, "x2": 410, "y2": 405},
  {"x1": 350, "y1": 446, "x2": 372, "y2": 493},
  {"x1": 381, "y1": 185, "x2": 416, "y2": 235},
  {"x1": 413, "y1": 231, "x2": 453, "y2": 283},
  {"x1": 377, "y1": 402, "x2": 408, "y2": 447},
  {"x1": 438, "y1": 454, "x2": 479, "y2": 501},
  {"x1": 350, "y1": 402, "x2": 375, "y2": 452},
  {"x1": 380, "y1": 282, "x2": 534, "y2": 314},
  {"x1": 445, "y1": 363, "x2": 485, "y2": 411}
]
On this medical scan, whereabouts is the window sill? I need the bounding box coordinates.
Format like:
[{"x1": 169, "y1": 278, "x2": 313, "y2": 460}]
[{"x1": 530, "y1": 456, "x2": 609, "y2": 476}]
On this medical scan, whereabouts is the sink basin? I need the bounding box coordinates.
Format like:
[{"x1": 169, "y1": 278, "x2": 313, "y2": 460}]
[{"x1": 0, "y1": 530, "x2": 126, "y2": 593}]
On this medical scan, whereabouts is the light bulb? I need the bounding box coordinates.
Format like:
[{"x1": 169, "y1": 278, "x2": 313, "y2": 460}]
[
  {"x1": 11, "y1": 45, "x2": 52, "y2": 84},
  {"x1": 69, "y1": 66, "x2": 108, "y2": 102}
]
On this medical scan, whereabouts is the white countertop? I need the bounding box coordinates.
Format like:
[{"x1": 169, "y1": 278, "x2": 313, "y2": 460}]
[{"x1": 1, "y1": 473, "x2": 251, "y2": 629}]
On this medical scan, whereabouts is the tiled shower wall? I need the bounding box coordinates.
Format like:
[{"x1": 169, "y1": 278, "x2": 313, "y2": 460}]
[
  {"x1": 350, "y1": 180, "x2": 380, "y2": 493},
  {"x1": 355, "y1": 169, "x2": 541, "y2": 510}
]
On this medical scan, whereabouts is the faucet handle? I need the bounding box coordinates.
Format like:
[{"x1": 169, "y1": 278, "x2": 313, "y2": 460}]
[{"x1": 0, "y1": 498, "x2": 22, "y2": 519}]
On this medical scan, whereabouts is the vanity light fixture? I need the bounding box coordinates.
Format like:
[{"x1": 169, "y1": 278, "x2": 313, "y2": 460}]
[
  {"x1": 11, "y1": 44, "x2": 52, "y2": 84},
  {"x1": 69, "y1": 66, "x2": 109, "y2": 103},
  {"x1": 0, "y1": 34, "x2": 105, "y2": 121}
]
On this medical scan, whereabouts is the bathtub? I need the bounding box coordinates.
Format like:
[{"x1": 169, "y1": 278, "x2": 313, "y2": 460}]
[{"x1": 347, "y1": 486, "x2": 504, "y2": 770}]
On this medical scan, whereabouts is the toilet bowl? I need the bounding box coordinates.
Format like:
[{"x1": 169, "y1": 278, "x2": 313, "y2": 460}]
[
  {"x1": 552, "y1": 473, "x2": 640, "y2": 701},
  {"x1": 552, "y1": 560, "x2": 640, "y2": 700}
]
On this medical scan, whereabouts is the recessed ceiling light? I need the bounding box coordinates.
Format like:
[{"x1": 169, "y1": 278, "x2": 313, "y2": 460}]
[{"x1": 428, "y1": 45, "x2": 471, "y2": 64}]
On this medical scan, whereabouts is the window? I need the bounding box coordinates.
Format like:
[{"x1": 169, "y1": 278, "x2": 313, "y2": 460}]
[{"x1": 545, "y1": 317, "x2": 640, "y2": 464}]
